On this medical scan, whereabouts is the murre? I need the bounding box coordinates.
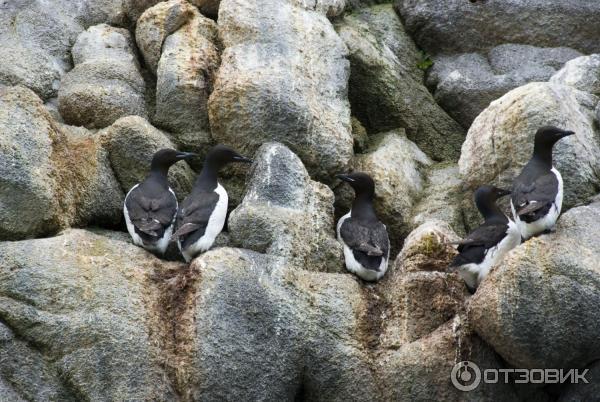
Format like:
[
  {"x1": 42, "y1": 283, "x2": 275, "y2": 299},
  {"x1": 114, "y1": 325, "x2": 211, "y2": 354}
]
[
  {"x1": 449, "y1": 185, "x2": 521, "y2": 292},
  {"x1": 336, "y1": 172, "x2": 390, "y2": 282},
  {"x1": 123, "y1": 148, "x2": 196, "y2": 255},
  {"x1": 172, "y1": 145, "x2": 253, "y2": 262},
  {"x1": 510, "y1": 126, "x2": 574, "y2": 240}
]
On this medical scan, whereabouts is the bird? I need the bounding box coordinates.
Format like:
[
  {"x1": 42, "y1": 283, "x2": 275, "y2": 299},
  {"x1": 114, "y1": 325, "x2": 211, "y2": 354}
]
[
  {"x1": 449, "y1": 185, "x2": 521, "y2": 292},
  {"x1": 336, "y1": 172, "x2": 390, "y2": 282},
  {"x1": 510, "y1": 126, "x2": 574, "y2": 240},
  {"x1": 123, "y1": 148, "x2": 196, "y2": 255},
  {"x1": 172, "y1": 145, "x2": 253, "y2": 262}
]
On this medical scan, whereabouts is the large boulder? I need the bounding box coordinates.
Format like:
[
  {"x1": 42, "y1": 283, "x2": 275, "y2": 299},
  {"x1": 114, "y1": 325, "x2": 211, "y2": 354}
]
[
  {"x1": 551, "y1": 54, "x2": 600, "y2": 97},
  {"x1": 459, "y1": 82, "x2": 600, "y2": 210},
  {"x1": 228, "y1": 143, "x2": 343, "y2": 273},
  {"x1": 0, "y1": 229, "x2": 178, "y2": 400},
  {"x1": 208, "y1": 0, "x2": 353, "y2": 180},
  {"x1": 428, "y1": 44, "x2": 582, "y2": 128},
  {"x1": 154, "y1": 8, "x2": 219, "y2": 153},
  {"x1": 102, "y1": 115, "x2": 196, "y2": 200},
  {"x1": 395, "y1": 0, "x2": 600, "y2": 55},
  {"x1": 58, "y1": 24, "x2": 147, "y2": 128},
  {"x1": 0, "y1": 0, "x2": 156, "y2": 100},
  {"x1": 335, "y1": 130, "x2": 432, "y2": 252},
  {"x1": 135, "y1": 0, "x2": 197, "y2": 75},
  {"x1": 0, "y1": 86, "x2": 123, "y2": 240},
  {"x1": 469, "y1": 201, "x2": 600, "y2": 369},
  {"x1": 335, "y1": 5, "x2": 465, "y2": 161},
  {"x1": 410, "y1": 163, "x2": 467, "y2": 237}
]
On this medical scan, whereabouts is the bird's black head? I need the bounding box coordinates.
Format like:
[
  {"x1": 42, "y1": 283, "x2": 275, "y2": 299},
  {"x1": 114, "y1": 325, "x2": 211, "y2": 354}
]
[
  {"x1": 150, "y1": 148, "x2": 197, "y2": 173},
  {"x1": 205, "y1": 145, "x2": 253, "y2": 169},
  {"x1": 337, "y1": 172, "x2": 375, "y2": 197},
  {"x1": 474, "y1": 185, "x2": 510, "y2": 220},
  {"x1": 534, "y1": 126, "x2": 574, "y2": 150}
]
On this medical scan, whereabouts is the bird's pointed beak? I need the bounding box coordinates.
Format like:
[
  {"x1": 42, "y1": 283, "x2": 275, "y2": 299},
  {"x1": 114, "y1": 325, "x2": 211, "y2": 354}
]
[
  {"x1": 561, "y1": 130, "x2": 575, "y2": 138},
  {"x1": 233, "y1": 155, "x2": 253, "y2": 164},
  {"x1": 336, "y1": 174, "x2": 355, "y2": 183},
  {"x1": 176, "y1": 152, "x2": 197, "y2": 160}
]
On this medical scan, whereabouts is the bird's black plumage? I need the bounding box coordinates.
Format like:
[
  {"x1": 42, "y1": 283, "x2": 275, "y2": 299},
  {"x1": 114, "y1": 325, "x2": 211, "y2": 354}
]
[
  {"x1": 450, "y1": 186, "x2": 511, "y2": 267},
  {"x1": 174, "y1": 189, "x2": 219, "y2": 250},
  {"x1": 125, "y1": 181, "x2": 177, "y2": 242},
  {"x1": 339, "y1": 217, "x2": 389, "y2": 271},
  {"x1": 511, "y1": 126, "x2": 573, "y2": 226},
  {"x1": 336, "y1": 172, "x2": 390, "y2": 281},
  {"x1": 124, "y1": 148, "x2": 196, "y2": 253},
  {"x1": 173, "y1": 145, "x2": 253, "y2": 261},
  {"x1": 450, "y1": 222, "x2": 509, "y2": 267}
]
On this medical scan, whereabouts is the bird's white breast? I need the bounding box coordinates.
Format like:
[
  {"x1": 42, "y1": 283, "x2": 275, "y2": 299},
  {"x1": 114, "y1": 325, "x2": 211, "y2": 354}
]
[
  {"x1": 511, "y1": 167, "x2": 563, "y2": 240},
  {"x1": 180, "y1": 183, "x2": 228, "y2": 262}
]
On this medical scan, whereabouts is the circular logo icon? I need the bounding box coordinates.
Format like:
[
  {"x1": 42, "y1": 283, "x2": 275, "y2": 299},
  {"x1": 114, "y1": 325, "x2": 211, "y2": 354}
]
[{"x1": 451, "y1": 361, "x2": 481, "y2": 391}]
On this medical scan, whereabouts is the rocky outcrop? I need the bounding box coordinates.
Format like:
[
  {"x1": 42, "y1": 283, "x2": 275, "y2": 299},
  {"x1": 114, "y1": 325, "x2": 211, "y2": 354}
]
[
  {"x1": 208, "y1": 0, "x2": 353, "y2": 180},
  {"x1": 410, "y1": 164, "x2": 467, "y2": 237},
  {"x1": 428, "y1": 44, "x2": 582, "y2": 128},
  {"x1": 335, "y1": 5, "x2": 465, "y2": 161},
  {"x1": 335, "y1": 130, "x2": 432, "y2": 252},
  {"x1": 0, "y1": 86, "x2": 123, "y2": 240},
  {"x1": 469, "y1": 201, "x2": 600, "y2": 369},
  {"x1": 102, "y1": 115, "x2": 195, "y2": 200},
  {"x1": 395, "y1": 0, "x2": 600, "y2": 55},
  {"x1": 228, "y1": 143, "x2": 343, "y2": 273},
  {"x1": 58, "y1": 24, "x2": 147, "y2": 128},
  {"x1": 0, "y1": 229, "x2": 178, "y2": 400},
  {"x1": 459, "y1": 82, "x2": 600, "y2": 210},
  {"x1": 154, "y1": 8, "x2": 219, "y2": 152},
  {"x1": 135, "y1": 0, "x2": 197, "y2": 75},
  {"x1": 551, "y1": 54, "x2": 600, "y2": 97}
]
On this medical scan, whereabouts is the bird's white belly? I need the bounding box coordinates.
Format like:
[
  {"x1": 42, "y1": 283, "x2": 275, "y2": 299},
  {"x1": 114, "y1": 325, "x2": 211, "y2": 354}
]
[
  {"x1": 511, "y1": 167, "x2": 563, "y2": 240},
  {"x1": 179, "y1": 184, "x2": 228, "y2": 262},
  {"x1": 337, "y1": 212, "x2": 388, "y2": 282},
  {"x1": 123, "y1": 185, "x2": 176, "y2": 255},
  {"x1": 457, "y1": 220, "x2": 521, "y2": 289}
]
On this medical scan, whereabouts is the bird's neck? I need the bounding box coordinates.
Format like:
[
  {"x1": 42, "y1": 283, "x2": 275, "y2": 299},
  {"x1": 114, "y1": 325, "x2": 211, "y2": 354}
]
[
  {"x1": 531, "y1": 143, "x2": 554, "y2": 168},
  {"x1": 351, "y1": 193, "x2": 377, "y2": 221},
  {"x1": 194, "y1": 164, "x2": 219, "y2": 191},
  {"x1": 148, "y1": 169, "x2": 170, "y2": 188},
  {"x1": 477, "y1": 201, "x2": 507, "y2": 224}
]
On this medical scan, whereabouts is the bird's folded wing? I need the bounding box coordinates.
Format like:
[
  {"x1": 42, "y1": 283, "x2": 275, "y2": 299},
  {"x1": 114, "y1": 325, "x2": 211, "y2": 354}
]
[
  {"x1": 126, "y1": 190, "x2": 177, "y2": 232},
  {"x1": 516, "y1": 202, "x2": 547, "y2": 216},
  {"x1": 174, "y1": 192, "x2": 220, "y2": 240},
  {"x1": 512, "y1": 172, "x2": 558, "y2": 215},
  {"x1": 340, "y1": 218, "x2": 390, "y2": 257},
  {"x1": 455, "y1": 224, "x2": 508, "y2": 251},
  {"x1": 171, "y1": 223, "x2": 202, "y2": 240}
]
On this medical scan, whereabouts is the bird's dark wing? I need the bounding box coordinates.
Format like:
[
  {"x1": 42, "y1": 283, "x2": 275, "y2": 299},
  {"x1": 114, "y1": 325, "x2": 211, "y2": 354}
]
[
  {"x1": 450, "y1": 223, "x2": 508, "y2": 266},
  {"x1": 172, "y1": 192, "x2": 220, "y2": 247},
  {"x1": 512, "y1": 171, "x2": 558, "y2": 219},
  {"x1": 340, "y1": 218, "x2": 390, "y2": 270},
  {"x1": 126, "y1": 187, "x2": 177, "y2": 237}
]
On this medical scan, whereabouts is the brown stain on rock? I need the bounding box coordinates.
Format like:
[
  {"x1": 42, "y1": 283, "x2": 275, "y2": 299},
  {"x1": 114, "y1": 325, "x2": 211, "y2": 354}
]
[{"x1": 148, "y1": 262, "x2": 201, "y2": 402}]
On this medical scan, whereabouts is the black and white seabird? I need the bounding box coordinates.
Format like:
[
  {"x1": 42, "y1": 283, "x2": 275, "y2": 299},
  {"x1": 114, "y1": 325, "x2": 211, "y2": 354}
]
[
  {"x1": 450, "y1": 185, "x2": 521, "y2": 292},
  {"x1": 123, "y1": 148, "x2": 196, "y2": 255},
  {"x1": 510, "y1": 126, "x2": 574, "y2": 240},
  {"x1": 172, "y1": 145, "x2": 253, "y2": 262},
  {"x1": 336, "y1": 172, "x2": 390, "y2": 282}
]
